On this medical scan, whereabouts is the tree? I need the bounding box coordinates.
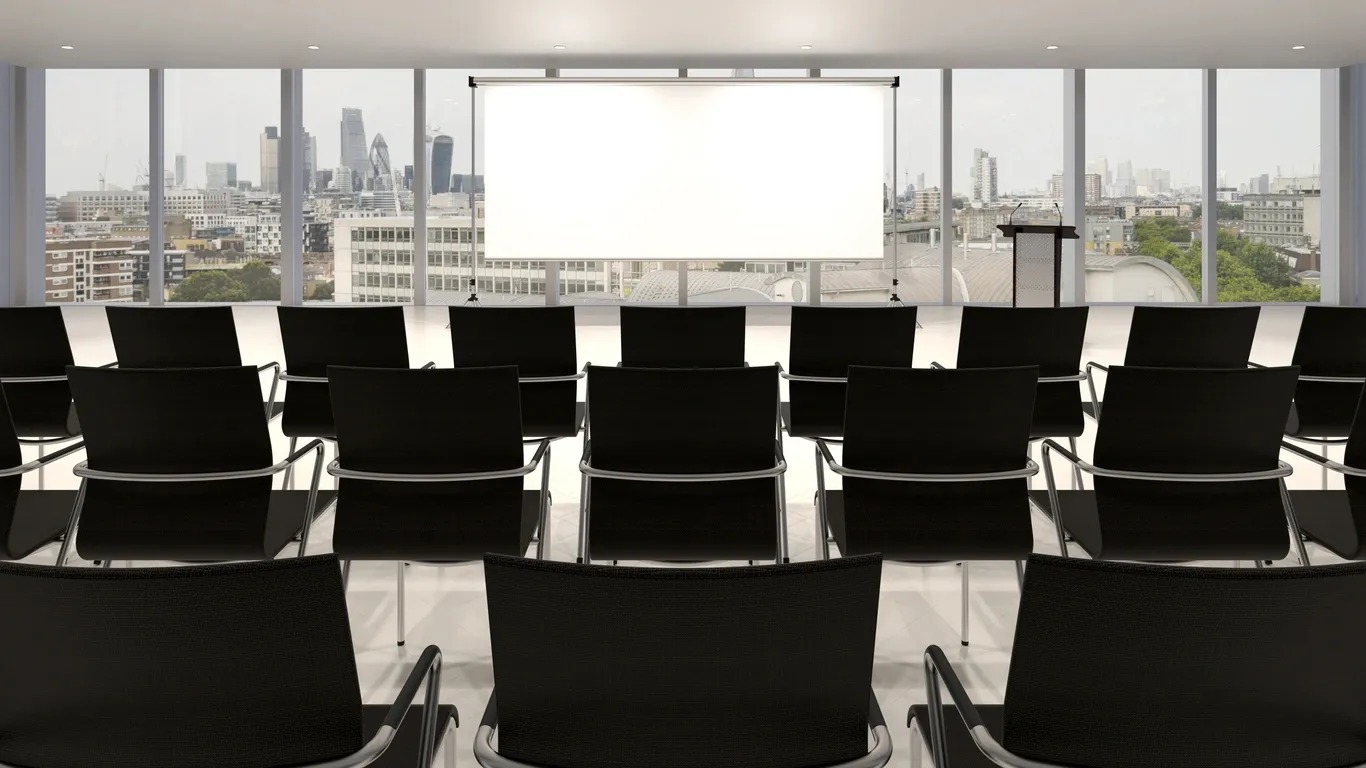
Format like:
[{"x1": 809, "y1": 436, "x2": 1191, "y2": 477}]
[
  {"x1": 308, "y1": 281, "x2": 335, "y2": 301},
  {"x1": 170, "y1": 271, "x2": 249, "y2": 302},
  {"x1": 236, "y1": 260, "x2": 281, "y2": 301}
]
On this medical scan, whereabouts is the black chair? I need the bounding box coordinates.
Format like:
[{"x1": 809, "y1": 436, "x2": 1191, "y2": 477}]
[
  {"x1": 449, "y1": 305, "x2": 585, "y2": 439},
  {"x1": 815, "y1": 365, "x2": 1038, "y2": 645},
  {"x1": 1281, "y1": 385, "x2": 1366, "y2": 561},
  {"x1": 328, "y1": 365, "x2": 551, "y2": 646},
  {"x1": 58, "y1": 365, "x2": 336, "y2": 565},
  {"x1": 0, "y1": 308, "x2": 85, "y2": 488},
  {"x1": 916, "y1": 554, "x2": 1366, "y2": 768},
  {"x1": 0, "y1": 388, "x2": 85, "y2": 562},
  {"x1": 478, "y1": 552, "x2": 890, "y2": 768},
  {"x1": 0, "y1": 554, "x2": 456, "y2": 768},
  {"x1": 106, "y1": 305, "x2": 283, "y2": 420},
  {"x1": 780, "y1": 305, "x2": 918, "y2": 439},
  {"x1": 578, "y1": 364, "x2": 786, "y2": 563},
  {"x1": 1084, "y1": 305, "x2": 1260, "y2": 420},
  {"x1": 1033, "y1": 365, "x2": 1304, "y2": 564},
  {"x1": 619, "y1": 305, "x2": 746, "y2": 368}
]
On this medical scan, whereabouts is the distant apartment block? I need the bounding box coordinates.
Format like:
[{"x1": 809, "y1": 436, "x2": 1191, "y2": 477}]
[
  {"x1": 1243, "y1": 191, "x2": 1321, "y2": 249},
  {"x1": 44, "y1": 239, "x2": 136, "y2": 303}
]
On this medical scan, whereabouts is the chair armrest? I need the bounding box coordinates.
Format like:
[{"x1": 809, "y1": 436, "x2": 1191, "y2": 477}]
[
  {"x1": 257, "y1": 361, "x2": 281, "y2": 374},
  {"x1": 1248, "y1": 361, "x2": 1269, "y2": 369},
  {"x1": 73, "y1": 439, "x2": 325, "y2": 483},
  {"x1": 99, "y1": 361, "x2": 119, "y2": 369},
  {"x1": 929, "y1": 361, "x2": 946, "y2": 370},
  {"x1": 280, "y1": 371, "x2": 328, "y2": 383},
  {"x1": 816, "y1": 439, "x2": 1037, "y2": 483},
  {"x1": 776, "y1": 360, "x2": 848, "y2": 383},
  {"x1": 580, "y1": 444, "x2": 786, "y2": 483},
  {"x1": 521, "y1": 361, "x2": 590, "y2": 384},
  {"x1": 0, "y1": 440, "x2": 86, "y2": 478},
  {"x1": 0, "y1": 373, "x2": 70, "y2": 383},
  {"x1": 1083, "y1": 361, "x2": 1108, "y2": 419},
  {"x1": 1039, "y1": 370, "x2": 1087, "y2": 383},
  {"x1": 1042, "y1": 439, "x2": 1292, "y2": 483},
  {"x1": 329, "y1": 439, "x2": 551, "y2": 483},
  {"x1": 420, "y1": 361, "x2": 438, "y2": 370},
  {"x1": 1282, "y1": 441, "x2": 1366, "y2": 478}
]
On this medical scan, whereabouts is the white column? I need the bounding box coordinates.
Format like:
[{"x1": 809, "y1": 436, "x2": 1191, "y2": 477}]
[
  {"x1": 1201, "y1": 69, "x2": 1218, "y2": 305},
  {"x1": 148, "y1": 69, "x2": 165, "y2": 305},
  {"x1": 12, "y1": 67, "x2": 44, "y2": 306},
  {"x1": 807, "y1": 67, "x2": 821, "y2": 305},
  {"x1": 1321, "y1": 68, "x2": 1347, "y2": 305},
  {"x1": 543, "y1": 68, "x2": 560, "y2": 305},
  {"x1": 939, "y1": 69, "x2": 953, "y2": 304},
  {"x1": 0, "y1": 64, "x2": 14, "y2": 306},
  {"x1": 279, "y1": 69, "x2": 304, "y2": 305},
  {"x1": 413, "y1": 69, "x2": 428, "y2": 305},
  {"x1": 1062, "y1": 70, "x2": 1086, "y2": 304},
  {"x1": 1352, "y1": 65, "x2": 1366, "y2": 305}
]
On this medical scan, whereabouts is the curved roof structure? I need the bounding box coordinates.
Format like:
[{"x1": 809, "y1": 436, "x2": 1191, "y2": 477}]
[{"x1": 368, "y1": 134, "x2": 392, "y2": 180}]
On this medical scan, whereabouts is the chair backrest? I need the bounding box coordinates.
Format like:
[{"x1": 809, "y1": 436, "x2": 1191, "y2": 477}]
[
  {"x1": 449, "y1": 306, "x2": 578, "y2": 436},
  {"x1": 328, "y1": 365, "x2": 531, "y2": 559},
  {"x1": 484, "y1": 553, "x2": 882, "y2": 768},
  {"x1": 619, "y1": 306, "x2": 746, "y2": 368},
  {"x1": 0, "y1": 307, "x2": 77, "y2": 437},
  {"x1": 1003, "y1": 554, "x2": 1366, "y2": 768},
  {"x1": 106, "y1": 305, "x2": 244, "y2": 368},
  {"x1": 957, "y1": 306, "x2": 1089, "y2": 438},
  {"x1": 1288, "y1": 306, "x2": 1366, "y2": 436},
  {"x1": 1123, "y1": 305, "x2": 1260, "y2": 367},
  {"x1": 276, "y1": 306, "x2": 409, "y2": 437},
  {"x1": 839, "y1": 366, "x2": 1038, "y2": 560},
  {"x1": 0, "y1": 389, "x2": 24, "y2": 544},
  {"x1": 66, "y1": 366, "x2": 275, "y2": 560},
  {"x1": 786, "y1": 306, "x2": 917, "y2": 436},
  {"x1": 0, "y1": 555, "x2": 364, "y2": 768}
]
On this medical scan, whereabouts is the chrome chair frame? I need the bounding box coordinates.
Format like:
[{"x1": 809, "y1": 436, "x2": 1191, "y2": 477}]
[
  {"x1": 327, "y1": 439, "x2": 552, "y2": 646},
  {"x1": 1038, "y1": 438, "x2": 1307, "y2": 565},
  {"x1": 54, "y1": 439, "x2": 329, "y2": 567},
  {"x1": 1, "y1": 361, "x2": 115, "y2": 490},
  {"x1": 0, "y1": 440, "x2": 86, "y2": 562},
  {"x1": 815, "y1": 438, "x2": 1039, "y2": 645},
  {"x1": 1251, "y1": 362, "x2": 1366, "y2": 489},
  {"x1": 472, "y1": 687, "x2": 892, "y2": 768}
]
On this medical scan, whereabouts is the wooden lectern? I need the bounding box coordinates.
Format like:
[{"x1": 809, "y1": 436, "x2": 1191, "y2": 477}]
[{"x1": 996, "y1": 223, "x2": 1080, "y2": 308}]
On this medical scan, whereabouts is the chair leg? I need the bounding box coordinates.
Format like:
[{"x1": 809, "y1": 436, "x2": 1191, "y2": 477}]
[
  {"x1": 396, "y1": 561, "x2": 406, "y2": 647},
  {"x1": 814, "y1": 444, "x2": 831, "y2": 560},
  {"x1": 576, "y1": 474, "x2": 591, "y2": 564},
  {"x1": 101, "y1": 560, "x2": 113, "y2": 569},
  {"x1": 282, "y1": 437, "x2": 298, "y2": 490},
  {"x1": 536, "y1": 443, "x2": 552, "y2": 560},
  {"x1": 37, "y1": 443, "x2": 45, "y2": 491},
  {"x1": 1322, "y1": 443, "x2": 1330, "y2": 491},
  {"x1": 774, "y1": 474, "x2": 790, "y2": 564},
  {"x1": 960, "y1": 562, "x2": 970, "y2": 647},
  {"x1": 341, "y1": 560, "x2": 351, "y2": 591},
  {"x1": 1068, "y1": 437, "x2": 1084, "y2": 491},
  {"x1": 444, "y1": 717, "x2": 458, "y2": 768},
  {"x1": 1015, "y1": 560, "x2": 1026, "y2": 591},
  {"x1": 910, "y1": 717, "x2": 923, "y2": 768}
]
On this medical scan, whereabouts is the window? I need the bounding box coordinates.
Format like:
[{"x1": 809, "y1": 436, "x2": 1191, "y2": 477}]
[
  {"x1": 45, "y1": 70, "x2": 148, "y2": 306},
  {"x1": 1087, "y1": 70, "x2": 1200, "y2": 303},
  {"x1": 1216, "y1": 70, "x2": 1321, "y2": 303},
  {"x1": 305, "y1": 70, "x2": 413, "y2": 303},
  {"x1": 953, "y1": 70, "x2": 1063, "y2": 305}
]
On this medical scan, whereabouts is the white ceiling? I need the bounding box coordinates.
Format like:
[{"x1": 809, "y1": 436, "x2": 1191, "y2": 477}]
[{"x1": 3, "y1": 0, "x2": 1365, "y2": 69}]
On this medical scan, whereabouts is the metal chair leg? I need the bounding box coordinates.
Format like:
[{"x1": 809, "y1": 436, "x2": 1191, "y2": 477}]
[
  {"x1": 1322, "y1": 443, "x2": 1330, "y2": 491},
  {"x1": 815, "y1": 444, "x2": 831, "y2": 560},
  {"x1": 37, "y1": 443, "x2": 45, "y2": 491},
  {"x1": 282, "y1": 436, "x2": 298, "y2": 490},
  {"x1": 1068, "y1": 437, "x2": 1084, "y2": 491},
  {"x1": 444, "y1": 717, "x2": 458, "y2": 768},
  {"x1": 396, "y1": 561, "x2": 406, "y2": 647},
  {"x1": 960, "y1": 562, "x2": 970, "y2": 647},
  {"x1": 910, "y1": 717, "x2": 923, "y2": 768},
  {"x1": 101, "y1": 560, "x2": 113, "y2": 569},
  {"x1": 1014, "y1": 560, "x2": 1025, "y2": 591},
  {"x1": 341, "y1": 560, "x2": 351, "y2": 591},
  {"x1": 774, "y1": 474, "x2": 790, "y2": 564},
  {"x1": 576, "y1": 474, "x2": 591, "y2": 564},
  {"x1": 536, "y1": 443, "x2": 552, "y2": 560}
]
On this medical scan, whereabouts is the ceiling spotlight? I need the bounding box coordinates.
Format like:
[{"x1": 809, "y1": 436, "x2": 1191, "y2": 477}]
[
  {"x1": 60, "y1": 45, "x2": 75, "y2": 50},
  {"x1": 1292, "y1": 44, "x2": 1306, "y2": 50},
  {"x1": 800, "y1": 44, "x2": 813, "y2": 50},
  {"x1": 307, "y1": 45, "x2": 320, "y2": 50},
  {"x1": 553, "y1": 44, "x2": 566, "y2": 50},
  {"x1": 1045, "y1": 44, "x2": 1060, "y2": 50}
]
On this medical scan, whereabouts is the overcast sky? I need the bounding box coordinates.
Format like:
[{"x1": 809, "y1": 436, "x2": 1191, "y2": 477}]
[{"x1": 45, "y1": 68, "x2": 1321, "y2": 197}]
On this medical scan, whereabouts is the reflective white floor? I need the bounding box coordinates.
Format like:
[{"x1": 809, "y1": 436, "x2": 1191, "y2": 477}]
[{"x1": 18, "y1": 303, "x2": 1338, "y2": 764}]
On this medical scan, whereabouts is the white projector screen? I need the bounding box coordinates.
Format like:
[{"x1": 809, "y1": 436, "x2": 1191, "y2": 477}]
[{"x1": 482, "y1": 82, "x2": 885, "y2": 262}]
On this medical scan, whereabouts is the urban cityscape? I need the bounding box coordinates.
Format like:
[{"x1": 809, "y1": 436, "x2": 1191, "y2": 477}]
[{"x1": 41, "y1": 70, "x2": 1322, "y2": 305}]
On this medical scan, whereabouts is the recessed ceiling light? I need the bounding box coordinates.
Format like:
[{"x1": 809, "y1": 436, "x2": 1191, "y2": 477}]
[
  {"x1": 60, "y1": 45, "x2": 74, "y2": 50},
  {"x1": 1045, "y1": 44, "x2": 1060, "y2": 50},
  {"x1": 800, "y1": 44, "x2": 813, "y2": 50},
  {"x1": 553, "y1": 44, "x2": 566, "y2": 50},
  {"x1": 307, "y1": 45, "x2": 320, "y2": 50},
  {"x1": 1292, "y1": 44, "x2": 1306, "y2": 50}
]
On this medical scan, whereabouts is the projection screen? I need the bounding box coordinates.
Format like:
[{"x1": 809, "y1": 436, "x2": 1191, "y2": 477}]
[{"x1": 481, "y1": 80, "x2": 887, "y2": 263}]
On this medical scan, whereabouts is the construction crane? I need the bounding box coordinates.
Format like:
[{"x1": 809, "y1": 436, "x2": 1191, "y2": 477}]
[{"x1": 98, "y1": 154, "x2": 108, "y2": 191}]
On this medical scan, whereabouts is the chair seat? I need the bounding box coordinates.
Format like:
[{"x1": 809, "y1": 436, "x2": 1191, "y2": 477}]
[
  {"x1": 3, "y1": 490, "x2": 78, "y2": 560},
  {"x1": 780, "y1": 402, "x2": 843, "y2": 439},
  {"x1": 1029, "y1": 489, "x2": 1291, "y2": 562},
  {"x1": 335, "y1": 490, "x2": 543, "y2": 561},
  {"x1": 1284, "y1": 401, "x2": 1353, "y2": 439},
  {"x1": 11, "y1": 402, "x2": 81, "y2": 439},
  {"x1": 909, "y1": 704, "x2": 1004, "y2": 768},
  {"x1": 1081, "y1": 401, "x2": 1100, "y2": 421},
  {"x1": 1288, "y1": 490, "x2": 1366, "y2": 560},
  {"x1": 823, "y1": 490, "x2": 1034, "y2": 561},
  {"x1": 266, "y1": 400, "x2": 285, "y2": 421},
  {"x1": 523, "y1": 402, "x2": 585, "y2": 439},
  {"x1": 361, "y1": 704, "x2": 458, "y2": 768}
]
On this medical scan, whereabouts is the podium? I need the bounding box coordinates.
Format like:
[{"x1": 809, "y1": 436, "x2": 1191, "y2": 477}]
[{"x1": 996, "y1": 224, "x2": 1079, "y2": 308}]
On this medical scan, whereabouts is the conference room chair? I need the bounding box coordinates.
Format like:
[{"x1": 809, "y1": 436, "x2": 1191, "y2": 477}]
[
  {"x1": 106, "y1": 304, "x2": 283, "y2": 420},
  {"x1": 1084, "y1": 305, "x2": 1261, "y2": 420},
  {"x1": 619, "y1": 305, "x2": 747, "y2": 367},
  {"x1": 1258, "y1": 306, "x2": 1366, "y2": 489},
  {"x1": 56, "y1": 365, "x2": 335, "y2": 566},
  {"x1": 0, "y1": 388, "x2": 85, "y2": 563},
  {"x1": 449, "y1": 305, "x2": 585, "y2": 439},
  {"x1": 0, "y1": 307, "x2": 91, "y2": 489},
  {"x1": 477, "y1": 552, "x2": 890, "y2": 768},
  {"x1": 328, "y1": 365, "x2": 551, "y2": 646},
  {"x1": 577, "y1": 364, "x2": 787, "y2": 563},
  {"x1": 941, "y1": 306, "x2": 1089, "y2": 490},
  {"x1": 815, "y1": 365, "x2": 1039, "y2": 646},
  {"x1": 0, "y1": 554, "x2": 456, "y2": 768},
  {"x1": 779, "y1": 305, "x2": 918, "y2": 439},
  {"x1": 276, "y1": 305, "x2": 412, "y2": 487},
  {"x1": 1032, "y1": 365, "x2": 1304, "y2": 564},
  {"x1": 1280, "y1": 386, "x2": 1366, "y2": 562},
  {"x1": 914, "y1": 554, "x2": 1366, "y2": 768}
]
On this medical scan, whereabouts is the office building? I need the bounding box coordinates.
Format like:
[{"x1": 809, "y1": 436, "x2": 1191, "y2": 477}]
[
  {"x1": 451, "y1": 174, "x2": 484, "y2": 194},
  {"x1": 368, "y1": 134, "x2": 392, "y2": 186},
  {"x1": 970, "y1": 148, "x2": 997, "y2": 205},
  {"x1": 259, "y1": 126, "x2": 279, "y2": 194},
  {"x1": 174, "y1": 154, "x2": 186, "y2": 187},
  {"x1": 206, "y1": 161, "x2": 237, "y2": 190},
  {"x1": 303, "y1": 132, "x2": 317, "y2": 193},
  {"x1": 1244, "y1": 191, "x2": 1321, "y2": 248},
  {"x1": 57, "y1": 191, "x2": 150, "y2": 222},
  {"x1": 340, "y1": 107, "x2": 368, "y2": 184},
  {"x1": 1049, "y1": 173, "x2": 1104, "y2": 204},
  {"x1": 431, "y1": 135, "x2": 454, "y2": 194}
]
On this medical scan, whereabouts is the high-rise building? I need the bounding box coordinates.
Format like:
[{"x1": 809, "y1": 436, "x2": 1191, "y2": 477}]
[
  {"x1": 332, "y1": 166, "x2": 356, "y2": 194},
  {"x1": 316, "y1": 169, "x2": 334, "y2": 191},
  {"x1": 1249, "y1": 174, "x2": 1271, "y2": 194},
  {"x1": 368, "y1": 134, "x2": 392, "y2": 185},
  {"x1": 206, "y1": 161, "x2": 237, "y2": 190},
  {"x1": 259, "y1": 126, "x2": 280, "y2": 194},
  {"x1": 174, "y1": 154, "x2": 186, "y2": 187},
  {"x1": 431, "y1": 135, "x2": 454, "y2": 194},
  {"x1": 452, "y1": 174, "x2": 485, "y2": 194},
  {"x1": 970, "y1": 148, "x2": 997, "y2": 205},
  {"x1": 1050, "y1": 173, "x2": 1104, "y2": 204},
  {"x1": 340, "y1": 107, "x2": 369, "y2": 186},
  {"x1": 1088, "y1": 157, "x2": 1111, "y2": 187},
  {"x1": 403, "y1": 165, "x2": 414, "y2": 191},
  {"x1": 303, "y1": 132, "x2": 317, "y2": 193}
]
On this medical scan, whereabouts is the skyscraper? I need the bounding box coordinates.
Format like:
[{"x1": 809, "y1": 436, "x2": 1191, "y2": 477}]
[
  {"x1": 368, "y1": 134, "x2": 392, "y2": 190},
  {"x1": 970, "y1": 148, "x2": 997, "y2": 205},
  {"x1": 303, "y1": 132, "x2": 317, "y2": 193},
  {"x1": 431, "y1": 135, "x2": 454, "y2": 194},
  {"x1": 403, "y1": 165, "x2": 414, "y2": 191},
  {"x1": 174, "y1": 153, "x2": 186, "y2": 187},
  {"x1": 259, "y1": 126, "x2": 280, "y2": 194},
  {"x1": 340, "y1": 107, "x2": 368, "y2": 188},
  {"x1": 206, "y1": 161, "x2": 237, "y2": 190}
]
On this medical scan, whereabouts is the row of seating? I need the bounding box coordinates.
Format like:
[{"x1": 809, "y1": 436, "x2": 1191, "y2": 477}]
[{"x1": 4, "y1": 550, "x2": 1365, "y2": 768}]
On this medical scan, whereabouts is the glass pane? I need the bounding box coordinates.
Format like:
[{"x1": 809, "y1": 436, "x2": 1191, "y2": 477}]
[
  {"x1": 953, "y1": 70, "x2": 1062, "y2": 305},
  {"x1": 46, "y1": 69, "x2": 147, "y2": 304},
  {"x1": 1087, "y1": 70, "x2": 1201, "y2": 303},
  {"x1": 164, "y1": 70, "x2": 279, "y2": 303},
  {"x1": 1216, "y1": 69, "x2": 1321, "y2": 303}
]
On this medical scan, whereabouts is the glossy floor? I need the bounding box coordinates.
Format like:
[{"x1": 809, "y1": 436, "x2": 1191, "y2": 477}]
[{"x1": 17, "y1": 303, "x2": 1336, "y2": 764}]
